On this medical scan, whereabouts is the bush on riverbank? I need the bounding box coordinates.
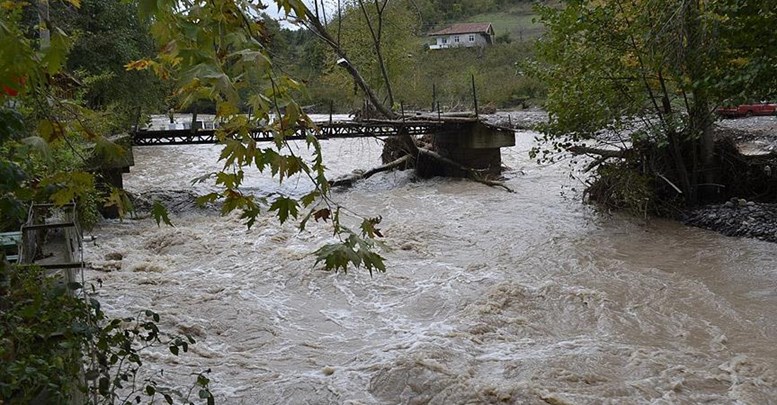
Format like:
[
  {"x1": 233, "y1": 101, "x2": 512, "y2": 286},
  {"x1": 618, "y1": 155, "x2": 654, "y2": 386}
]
[{"x1": 0, "y1": 262, "x2": 213, "y2": 403}]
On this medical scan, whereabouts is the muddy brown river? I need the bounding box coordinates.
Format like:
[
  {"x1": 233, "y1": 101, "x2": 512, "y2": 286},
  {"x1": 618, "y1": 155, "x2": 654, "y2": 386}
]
[{"x1": 84, "y1": 121, "x2": 777, "y2": 404}]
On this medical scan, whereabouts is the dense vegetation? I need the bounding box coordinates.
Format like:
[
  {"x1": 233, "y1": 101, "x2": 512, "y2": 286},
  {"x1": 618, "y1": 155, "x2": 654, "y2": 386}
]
[{"x1": 532, "y1": 0, "x2": 777, "y2": 212}]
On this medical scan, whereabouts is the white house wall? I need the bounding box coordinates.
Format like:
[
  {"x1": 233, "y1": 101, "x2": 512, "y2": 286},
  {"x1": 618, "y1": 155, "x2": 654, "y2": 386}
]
[{"x1": 430, "y1": 33, "x2": 490, "y2": 49}]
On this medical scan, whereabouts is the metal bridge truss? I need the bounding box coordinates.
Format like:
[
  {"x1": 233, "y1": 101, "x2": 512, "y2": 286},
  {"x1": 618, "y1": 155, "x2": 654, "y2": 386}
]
[{"x1": 132, "y1": 121, "x2": 451, "y2": 146}]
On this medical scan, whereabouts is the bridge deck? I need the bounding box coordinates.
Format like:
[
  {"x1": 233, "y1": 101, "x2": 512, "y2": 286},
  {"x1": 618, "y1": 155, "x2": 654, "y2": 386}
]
[{"x1": 132, "y1": 119, "x2": 464, "y2": 146}]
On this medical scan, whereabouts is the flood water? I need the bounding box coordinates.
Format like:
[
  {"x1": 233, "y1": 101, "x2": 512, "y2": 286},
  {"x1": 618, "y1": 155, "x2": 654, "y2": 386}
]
[{"x1": 84, "y1": 120, "x2": 777, "y2": 404}]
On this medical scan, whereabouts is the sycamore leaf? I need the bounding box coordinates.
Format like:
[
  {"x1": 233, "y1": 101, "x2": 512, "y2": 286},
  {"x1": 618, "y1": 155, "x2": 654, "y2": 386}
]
[
  {"x1": 269, "y1": 196, "x2": 298, "y2": 224},
  {"x1": 151, "y1": 201, "x2": 173, "y2": 227},
  {"x1": 42, "y1": 28, "x2": 72, "y2": 74},
  {"x1": 214, "y1": 171, "x2": 243, "y2": 189},
  {"x1": 37, "y1": 119, "x2": 65, "y2": 142},
  {"x1": 195, "y1": 193, "x2": 220, "y2": 207},
  {"x1": 313, "y1": 208, "x2": 330, "y2": 222},
  {"x1": 300, "y1": 191, "x2": 319, "y2": 207},
  {"x1": 42, "y1": 171, "x2": 94, "y2": 206},
  {"x1": 219, "y1": 139, "x2": 248, "y2": 168},
  {"x1": 125, "y1": 58, "x2": 153, "y2": 71},
  {"x1": 313, "y1": 243, "x2": 353, "y2": 273},
  {"x1": 361, "y1": 251, "x2": 386, "y2": 275},
  {"x1": 360, "y1": 216, "x2": 383, "y2": 238},
  {"x1": 239, "y1": 204, "x2": 262, "y2": 229},
  {"x1": 103, "y1": 187, "x2": 134, "y2": 219}
]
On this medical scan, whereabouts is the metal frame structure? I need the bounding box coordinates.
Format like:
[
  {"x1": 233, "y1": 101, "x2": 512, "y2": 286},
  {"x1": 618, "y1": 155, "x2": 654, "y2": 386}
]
[{"x1": 133, "y1": 120, "x2": 451, "y2": 146}]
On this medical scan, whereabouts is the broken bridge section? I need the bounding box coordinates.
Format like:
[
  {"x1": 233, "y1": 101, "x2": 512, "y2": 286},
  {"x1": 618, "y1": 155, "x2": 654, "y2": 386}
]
[{"x1": 100, "y1": 115, "x2": 516, "y2": 192}]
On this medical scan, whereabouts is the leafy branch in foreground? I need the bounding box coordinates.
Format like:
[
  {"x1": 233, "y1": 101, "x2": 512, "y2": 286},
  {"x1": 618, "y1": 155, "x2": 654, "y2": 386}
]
[
  {"x1": 0, "y1": 263, "x2": 213, "y2": 404},
  {"x1": 129, "y1": 0, "x2": 386, "y2": 273}
]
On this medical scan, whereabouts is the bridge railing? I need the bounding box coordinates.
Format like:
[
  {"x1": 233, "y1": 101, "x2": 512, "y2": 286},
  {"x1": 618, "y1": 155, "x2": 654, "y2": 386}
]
[
  {"x1": 19, "y1": 203, "x2": 83, "y2": 291},
  {"x1": 132, "y1": 120, "x2": 452, "y2": 146}
]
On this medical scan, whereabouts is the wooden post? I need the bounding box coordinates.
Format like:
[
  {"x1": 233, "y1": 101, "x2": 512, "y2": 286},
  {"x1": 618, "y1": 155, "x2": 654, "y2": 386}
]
[
  {"x1": 191, "y1": 109, "x2": 198, "y2": 134},
  {"x1": 432, "y1": 83, "x2": 436, "y2": 112},
  {"x1": 471, "y1": 74, "x2": 479, "y2": 118},
  {"x1": 437, "y1": 102, "x2": 441, "y2": 121},
  {"x1": 329, "y1": 100, "x2": 333, "y2": 125},
  {"x1": 401, "y1": 101, "x2": 405, "y2": 122}
]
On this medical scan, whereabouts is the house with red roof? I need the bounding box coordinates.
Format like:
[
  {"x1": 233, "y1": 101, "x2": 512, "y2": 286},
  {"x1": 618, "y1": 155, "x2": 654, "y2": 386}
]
[{"x1": 428, "y1": 23, "x2": 495, "y2": 50}]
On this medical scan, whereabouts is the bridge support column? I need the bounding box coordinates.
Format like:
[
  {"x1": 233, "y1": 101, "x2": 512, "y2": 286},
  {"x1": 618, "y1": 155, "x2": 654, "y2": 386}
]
[
  {"x1": 419, "y1": 121, "x2": 515, "y2": 178},
  {"x1": 90, "y1": 134, "x2": 134, "y2": 218}
]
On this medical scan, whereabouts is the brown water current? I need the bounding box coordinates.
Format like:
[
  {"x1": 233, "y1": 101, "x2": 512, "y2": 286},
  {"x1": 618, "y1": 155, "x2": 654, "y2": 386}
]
[{"x1": 84, "y1": 127, "x2": 777, "y2": 404}]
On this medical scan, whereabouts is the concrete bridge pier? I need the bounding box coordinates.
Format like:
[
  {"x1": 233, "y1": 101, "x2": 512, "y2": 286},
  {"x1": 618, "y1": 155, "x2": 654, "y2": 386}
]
[
  {"x1": 90, "y1": 134, "x2": 134, "y2": 218},
  {"x1": 419, "y1": 121, "x2": 515, "y2": 178}
]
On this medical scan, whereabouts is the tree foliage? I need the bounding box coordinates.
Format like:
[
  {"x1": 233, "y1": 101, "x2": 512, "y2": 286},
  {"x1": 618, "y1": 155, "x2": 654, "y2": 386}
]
[
  {"x1": 54, "y1": 0, "x2": 166, "y2": 128},
  {"x1": 0, "y1": 264, "x2": 213, "y2": 404},
  {"x1": 1, "y1": 0, "x2": 386, "y2": 273},
  {"x1": 531, "y1": 0, "x2": 777, "y2": 209}
]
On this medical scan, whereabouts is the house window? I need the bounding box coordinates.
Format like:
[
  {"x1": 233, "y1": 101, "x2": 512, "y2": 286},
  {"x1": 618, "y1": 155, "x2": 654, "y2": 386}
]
[
  {"x1": 454, "y1": 35, "x2": 460, "y2": 43},
  {"x1": 469, "y1": 34, "x2": 475, "y2": 42}
]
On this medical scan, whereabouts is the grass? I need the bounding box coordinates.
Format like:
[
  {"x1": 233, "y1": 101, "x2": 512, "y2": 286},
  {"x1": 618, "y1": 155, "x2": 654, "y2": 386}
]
[{"x1": 466, "y1": 5, "x2": 544, "y2": 41}]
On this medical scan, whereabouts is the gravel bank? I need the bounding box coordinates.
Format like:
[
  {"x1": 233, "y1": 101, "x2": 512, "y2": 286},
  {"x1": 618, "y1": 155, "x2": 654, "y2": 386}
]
[
  {"x1": 687, "y1": 116, "x2": 776, "y2": 242},
  {"x1": 684, "y1": 199, "x2": 777, "y2": 242}
]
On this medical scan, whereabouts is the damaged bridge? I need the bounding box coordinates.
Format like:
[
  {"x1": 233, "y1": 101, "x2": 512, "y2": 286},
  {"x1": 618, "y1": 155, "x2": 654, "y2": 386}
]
[{"x1": 101, "y1": 114, "x2": 515, "y2": 190}]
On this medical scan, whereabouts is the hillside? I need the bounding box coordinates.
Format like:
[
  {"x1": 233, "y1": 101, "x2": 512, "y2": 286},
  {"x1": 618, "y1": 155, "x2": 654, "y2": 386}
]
[
  {"x1": 464, "y1": 3, "x2": 544, "y2": 41},
  {"x1": 420, "y1": 0, "x2": 549, "y2": 41},
  {"x1": 271, "y1": 0, "x2": 549, "y2": 113}
]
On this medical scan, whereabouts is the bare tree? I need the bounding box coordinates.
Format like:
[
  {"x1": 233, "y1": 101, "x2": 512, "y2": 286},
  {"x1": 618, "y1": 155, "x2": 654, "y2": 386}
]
[{"x1": 356, "y1": 0, "x2": 395, "y2": 107}]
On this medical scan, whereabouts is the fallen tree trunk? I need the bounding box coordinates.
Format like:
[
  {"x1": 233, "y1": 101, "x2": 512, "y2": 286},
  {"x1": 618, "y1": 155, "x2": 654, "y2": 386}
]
[
  {"x1": 330, "y1": 155, "x2": 411, "y2": 187},
  {"x1": 329, "y1": 140, "x2": 513, "y2": 192},
  {"x1": 567, "y1": 145, "x2": 627, "y2": 159}
]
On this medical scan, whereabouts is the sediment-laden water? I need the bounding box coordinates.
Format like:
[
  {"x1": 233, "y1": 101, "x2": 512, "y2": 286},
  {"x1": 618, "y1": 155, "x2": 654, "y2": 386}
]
[{"x1": 84, "y1": 121, "x2": 777, "y2": 404}]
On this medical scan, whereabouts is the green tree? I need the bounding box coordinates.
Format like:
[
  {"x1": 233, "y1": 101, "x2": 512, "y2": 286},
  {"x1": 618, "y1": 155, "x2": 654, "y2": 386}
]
[
  {"x1": 2, "y1": 0, "x2": 387, "y2": 265},
  {"x1": 54, "y1": 0, "x2": 165, "y2": 129},
  {"x1": 532, "y1": 0, "x2": 777, "y2": 211}
]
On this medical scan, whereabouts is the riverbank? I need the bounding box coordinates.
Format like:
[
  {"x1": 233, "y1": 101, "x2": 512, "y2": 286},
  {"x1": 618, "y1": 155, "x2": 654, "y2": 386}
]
[
  {"x1": 489, "y1": 110, "x2": 777, "y2": 244},
  {"x1": 137, "y1": 109, "x2": 776, "y2": 245},
  {"x1": 684, "y1": 116, "x2": 777, "y2": 242},
  {"x1": 684, "y1": 199, "x2": 777, "y2": 242}
]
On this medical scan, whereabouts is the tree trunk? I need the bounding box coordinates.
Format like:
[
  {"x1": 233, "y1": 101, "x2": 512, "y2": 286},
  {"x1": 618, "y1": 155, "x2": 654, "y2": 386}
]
[{"x1": 303, "y1": 7, "x2": 397, "y2": 119}]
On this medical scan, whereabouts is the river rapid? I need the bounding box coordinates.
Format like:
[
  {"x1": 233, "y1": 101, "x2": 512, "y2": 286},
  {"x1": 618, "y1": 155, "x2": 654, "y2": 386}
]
[{"x1": 84, "y1": 119, "x2": 777, "y2": 404}]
